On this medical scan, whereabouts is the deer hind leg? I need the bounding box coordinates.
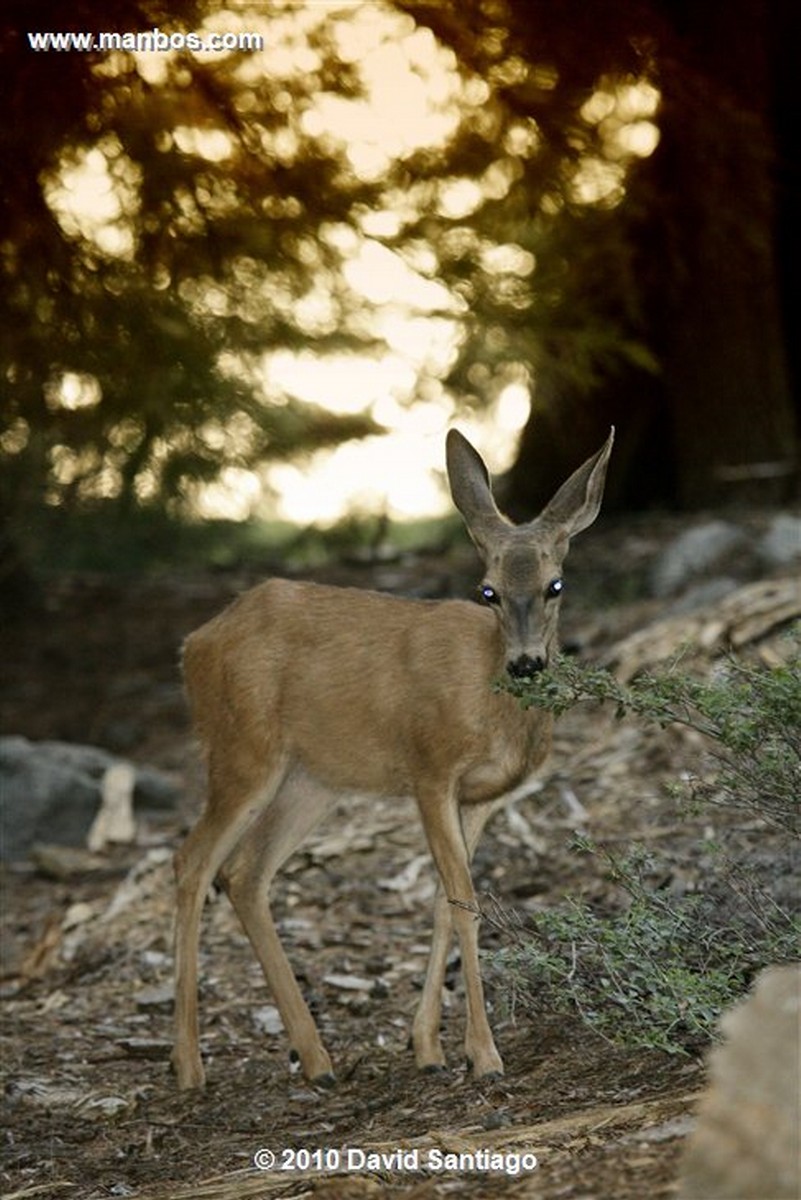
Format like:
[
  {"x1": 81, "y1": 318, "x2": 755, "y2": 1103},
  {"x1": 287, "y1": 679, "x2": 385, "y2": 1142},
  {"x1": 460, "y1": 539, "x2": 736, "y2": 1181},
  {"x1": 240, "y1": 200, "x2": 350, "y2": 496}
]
[
  {"x1": 414, "y1": 794, "x2": 503, "y2": 1079},
  {"x1": 172, "y1": 757, "x2": 286, "y2": 1090},
  {"x1": 216, "y1": 768, "x2": 338, "y2": 1084}
]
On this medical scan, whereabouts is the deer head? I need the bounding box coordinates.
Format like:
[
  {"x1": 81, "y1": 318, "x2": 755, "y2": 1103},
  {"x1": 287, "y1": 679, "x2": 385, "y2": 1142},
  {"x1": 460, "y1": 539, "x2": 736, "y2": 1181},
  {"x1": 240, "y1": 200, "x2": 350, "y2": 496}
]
[{"x1": 446, "y1": 428, "x2": 614, "y2": 680}]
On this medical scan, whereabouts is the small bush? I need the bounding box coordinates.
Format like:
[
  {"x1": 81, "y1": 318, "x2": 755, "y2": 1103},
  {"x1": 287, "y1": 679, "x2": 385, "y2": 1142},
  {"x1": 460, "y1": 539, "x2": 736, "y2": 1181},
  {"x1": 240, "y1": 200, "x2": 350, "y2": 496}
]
[
  {"x1": 489, "y1": 628, "x2": 800, "y2": 1054},
  {"x1": 487, "y1": 837, "x2": 799, "y2": 1056}
]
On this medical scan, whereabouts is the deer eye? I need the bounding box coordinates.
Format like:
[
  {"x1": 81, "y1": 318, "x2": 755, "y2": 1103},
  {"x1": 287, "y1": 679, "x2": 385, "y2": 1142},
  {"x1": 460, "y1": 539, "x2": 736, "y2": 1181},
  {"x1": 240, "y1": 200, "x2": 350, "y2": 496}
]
[
  {"x1": 546, "y1": 578, "x2": 564, "y2": 599},
  {"x1": 479, "y1": 584, "x2": 500, "y2": 606}
]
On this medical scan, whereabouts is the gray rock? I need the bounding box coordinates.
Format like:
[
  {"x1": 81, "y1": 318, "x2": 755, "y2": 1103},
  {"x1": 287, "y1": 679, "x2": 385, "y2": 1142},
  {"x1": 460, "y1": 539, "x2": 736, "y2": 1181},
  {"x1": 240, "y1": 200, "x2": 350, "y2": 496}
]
[
  {"x1": 665, "y1": 577, "x2": 740, "y2": 616},
  {"x1": 134, "y1": 984, "x2": 175, "y2": 1011},
  {"x1": 252, "y1": 1005, "x2": 284, "y2": 1035},
  {"x1": 0, "y1": 737, "x2": 179, "y2": 861},
  {"x1": 0, "y1": 737, "x2": 100, "y2": 861},
  {"x1": 650, "y1": 521, "x2": 748, "y2": 597},
  {"x1": 757, "y1": 514, "x2": 801, "y2": 568}
]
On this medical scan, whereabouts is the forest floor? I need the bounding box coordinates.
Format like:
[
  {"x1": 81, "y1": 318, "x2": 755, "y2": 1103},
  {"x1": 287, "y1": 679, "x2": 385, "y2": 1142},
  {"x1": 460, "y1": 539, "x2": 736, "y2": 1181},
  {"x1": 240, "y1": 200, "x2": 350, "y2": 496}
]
[{"x1": 1, "y1": 511, "x2": 798, "y2": 1200}]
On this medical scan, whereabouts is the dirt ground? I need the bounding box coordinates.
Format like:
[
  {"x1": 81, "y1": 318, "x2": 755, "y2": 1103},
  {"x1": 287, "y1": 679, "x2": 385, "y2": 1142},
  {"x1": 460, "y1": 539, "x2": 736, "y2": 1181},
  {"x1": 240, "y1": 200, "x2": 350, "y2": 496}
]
[{"x1": 1, "y1": 515, "x2": 797, "y2": 1200}]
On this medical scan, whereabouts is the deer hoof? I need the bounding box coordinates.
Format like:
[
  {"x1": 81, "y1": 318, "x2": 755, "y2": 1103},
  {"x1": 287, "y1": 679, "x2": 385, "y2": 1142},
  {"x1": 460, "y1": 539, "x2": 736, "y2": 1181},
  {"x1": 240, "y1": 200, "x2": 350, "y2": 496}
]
[{"x1": 466, "y1": 1053, "x2": 505, "y2": 1081}]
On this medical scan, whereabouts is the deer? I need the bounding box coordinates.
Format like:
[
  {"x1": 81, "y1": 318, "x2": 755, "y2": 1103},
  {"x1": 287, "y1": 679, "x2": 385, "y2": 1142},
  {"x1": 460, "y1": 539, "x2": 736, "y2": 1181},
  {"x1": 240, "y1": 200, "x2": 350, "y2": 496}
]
[{"x1": 172, "y1": 425, "x2": 614, "y2": 1090}]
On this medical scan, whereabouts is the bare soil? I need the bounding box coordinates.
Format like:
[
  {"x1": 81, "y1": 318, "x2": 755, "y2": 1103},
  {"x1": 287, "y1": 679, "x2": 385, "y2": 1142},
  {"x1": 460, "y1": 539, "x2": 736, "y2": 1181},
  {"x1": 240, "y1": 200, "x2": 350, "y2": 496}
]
[{"x1": 0, "y1": 519, "x2": 794, "y2": 1200}]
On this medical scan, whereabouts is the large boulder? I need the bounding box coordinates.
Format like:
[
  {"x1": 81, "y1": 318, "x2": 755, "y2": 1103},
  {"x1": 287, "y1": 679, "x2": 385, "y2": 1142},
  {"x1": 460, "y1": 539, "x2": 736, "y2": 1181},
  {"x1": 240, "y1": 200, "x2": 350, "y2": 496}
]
[
  {"x1": 649, "y1": 520, "x2": 747, "y2": 598},
  {"x1": 0, "y1": 737, "x2": 178, "y2": 861},
  {"x1": 679, "y1": 964, "x2": 800, "y2": 1200},
  {"x1": 757, "y1": 514, "x2": 801, "y2": 568}
]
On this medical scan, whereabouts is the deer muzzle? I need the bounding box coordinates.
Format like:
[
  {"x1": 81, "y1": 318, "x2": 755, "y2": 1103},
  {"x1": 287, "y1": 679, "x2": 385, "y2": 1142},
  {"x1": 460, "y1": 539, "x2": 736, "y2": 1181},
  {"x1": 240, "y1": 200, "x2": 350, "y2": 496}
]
[{"x1": 506, "y1": 652, "x2": 547, "y2": 679}]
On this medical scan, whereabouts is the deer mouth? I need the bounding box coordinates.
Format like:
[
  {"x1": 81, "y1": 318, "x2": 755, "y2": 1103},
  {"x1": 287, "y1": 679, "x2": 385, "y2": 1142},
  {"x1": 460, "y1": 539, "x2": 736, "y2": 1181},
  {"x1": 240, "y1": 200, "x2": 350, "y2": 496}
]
[{"x1": 506, "y1": 654, "x2": 546, "y2": 680}]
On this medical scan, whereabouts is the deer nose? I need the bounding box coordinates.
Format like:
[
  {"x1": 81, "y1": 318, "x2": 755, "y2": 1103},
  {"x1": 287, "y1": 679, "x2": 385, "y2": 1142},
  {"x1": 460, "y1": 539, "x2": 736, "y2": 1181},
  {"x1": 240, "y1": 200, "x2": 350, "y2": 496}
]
[{"x1": 506, "y1": 654, "x2": 546, "y2": 679}]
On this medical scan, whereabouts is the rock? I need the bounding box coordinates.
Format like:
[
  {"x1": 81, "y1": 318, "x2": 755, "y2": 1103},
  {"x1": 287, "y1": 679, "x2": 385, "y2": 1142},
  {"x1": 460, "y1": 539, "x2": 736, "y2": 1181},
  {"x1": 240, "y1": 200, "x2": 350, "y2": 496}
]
[
  {"x1": 664, "y1": 577, "x2": 740, "y2": 616},
  {"x1": 6, "y1": 1078, "x2": 134, "y2": 1119},
  {"x1": 29, "y1": 845, "x2": 108, "y2": 880},
  {"x1": 0, "y1": 737, "x2": 179, "y2": 861},
  {"x1": 88, "y1": 761, "x2": 137, "y2": 851},
  {"x1": 116, "y1": 1037, "x2": 173, "y2": 1059},
  {"x1": 134, "y1": 984, "x2": 175, "y2": 1011},
  {"x1": 76, "y1": 1094, "x2": 133, "y2": 1121},
  {"x1": 6, "y1": 1078, "x2": 88, "y2": 1109},
  {"x1": 649, "y1": 521, "x2": 747, "y2": 597},
  {"x1": 679, "y1": 964, "x2": 800, "y2": 1200},
  {"x1": 757, "y1": 514, "x2": 801, "y2": 568},
  {"x1": 135, "y1": 765, "x2": 182, "y2": 810},
  {"x1": 253, "y1": 1005, "x2": 284, "y2": 1035},
  {"x1": 322, "y1": 973, "x2": 375, "y2": 992},
  {"x1": 1, "y1": 737, "x2": 99, "y2": 861}
]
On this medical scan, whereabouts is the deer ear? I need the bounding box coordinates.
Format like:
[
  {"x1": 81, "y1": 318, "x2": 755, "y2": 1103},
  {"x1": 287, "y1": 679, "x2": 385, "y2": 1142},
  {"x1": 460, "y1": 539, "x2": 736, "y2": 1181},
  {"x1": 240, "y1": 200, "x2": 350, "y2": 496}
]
[
  {"x1": 446, "y1": 429, "x2": 509, "y2": 552},
  {"x1": 539, "y1": 428, "x2": 615, "y2": 538}
]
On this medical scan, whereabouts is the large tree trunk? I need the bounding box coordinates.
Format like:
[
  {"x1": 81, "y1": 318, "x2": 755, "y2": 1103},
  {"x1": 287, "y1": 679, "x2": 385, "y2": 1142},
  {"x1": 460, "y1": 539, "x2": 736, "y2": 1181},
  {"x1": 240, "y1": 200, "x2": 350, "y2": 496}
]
[
  {"x1": 508, "y1": 0, "x2": 797, "y2": 513},
  {"x1": 651, "y1": 0, "x2": 795, "y2": 507}
]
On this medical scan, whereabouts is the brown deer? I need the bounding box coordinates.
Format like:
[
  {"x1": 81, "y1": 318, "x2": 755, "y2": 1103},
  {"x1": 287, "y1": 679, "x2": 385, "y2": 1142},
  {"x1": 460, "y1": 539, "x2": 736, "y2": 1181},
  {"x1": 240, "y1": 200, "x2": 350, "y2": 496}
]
[{"x1": 172, "y1": 426, "x2": 614, "y2": 1089}]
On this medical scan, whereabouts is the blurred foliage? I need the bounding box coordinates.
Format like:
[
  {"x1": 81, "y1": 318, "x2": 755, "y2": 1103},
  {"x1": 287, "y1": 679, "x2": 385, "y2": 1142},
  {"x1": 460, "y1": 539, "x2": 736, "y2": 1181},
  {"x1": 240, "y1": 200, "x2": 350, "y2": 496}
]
[
  {"x1": 400, "y1": 0, "x2": 661, "y2": 396},
  {"x1": 2, "y1": 0, "x2": 388, "y2": 536},
  {"x1": 2, "y1": 0, "x2": 797, "y2": 591},
  {"x1": 402, "y1": 0, "x2": 797, "y2": 509},
  {"x1": 25, "y1": 503, "x2": 454, "y2": 576}
]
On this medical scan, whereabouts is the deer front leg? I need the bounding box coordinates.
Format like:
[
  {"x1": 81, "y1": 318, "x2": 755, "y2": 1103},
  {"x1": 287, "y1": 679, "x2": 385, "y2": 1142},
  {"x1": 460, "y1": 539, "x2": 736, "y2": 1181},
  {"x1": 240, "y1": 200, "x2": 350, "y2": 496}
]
[
  {"x1": 412, "y1": 885, "x2": 452, "y2": 1071},
  {"x1": 415, "y1": 790, "x2": 504, "y2": 1079},
  {"x1": 412, "y1": 799, "x2": 499, "y2": 1072}
]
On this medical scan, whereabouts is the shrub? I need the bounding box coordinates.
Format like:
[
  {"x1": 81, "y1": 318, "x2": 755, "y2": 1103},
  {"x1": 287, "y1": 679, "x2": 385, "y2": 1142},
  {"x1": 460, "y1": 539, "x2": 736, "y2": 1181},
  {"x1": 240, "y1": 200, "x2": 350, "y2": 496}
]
[
  {"x1": 487, "y1": 836, "x2": 799, "y2": 1055},
  {"x1": 488, "y1": 628, "x2": 800, "y2": 1054},
  {"x1": 506, "y1": 629, "x2": 800, "y2": 836}
]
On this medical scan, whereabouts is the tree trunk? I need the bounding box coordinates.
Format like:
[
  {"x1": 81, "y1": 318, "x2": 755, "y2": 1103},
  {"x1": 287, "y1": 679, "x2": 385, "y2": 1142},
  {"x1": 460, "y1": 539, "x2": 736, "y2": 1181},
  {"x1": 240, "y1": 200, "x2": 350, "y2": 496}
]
[
  {"x1": 508, "y1": 0, "x2": 797, "y2": 512},
  {"x1": 651, "y1": 0, "x2": 795, "y2": 507}
]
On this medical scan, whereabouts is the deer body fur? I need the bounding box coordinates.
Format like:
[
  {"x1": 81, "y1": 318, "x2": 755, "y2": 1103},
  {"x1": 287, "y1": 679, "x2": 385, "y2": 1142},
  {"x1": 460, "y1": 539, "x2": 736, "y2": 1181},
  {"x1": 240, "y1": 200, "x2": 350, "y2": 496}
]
[{"x1": 185, "y1": 582, "x2": 553, "y2": 803}]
